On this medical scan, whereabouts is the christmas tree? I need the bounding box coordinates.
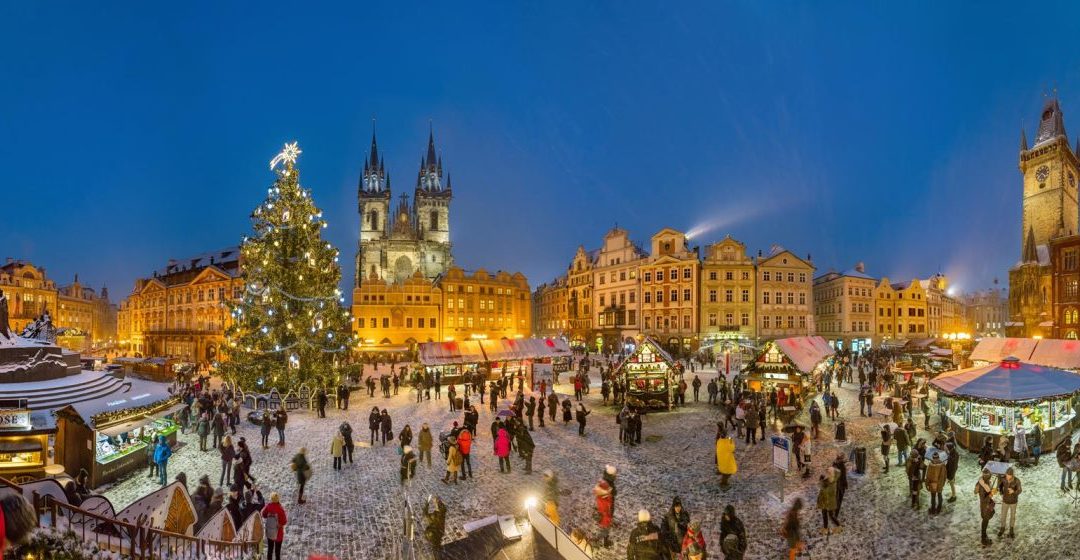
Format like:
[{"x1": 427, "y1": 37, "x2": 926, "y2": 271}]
[{"x1": 223, "y1": 142, "x2": 353, "y2": 391}]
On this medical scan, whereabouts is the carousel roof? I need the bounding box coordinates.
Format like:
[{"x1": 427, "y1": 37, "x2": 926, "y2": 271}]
[{"x1": 929, "y1": 357, "x2": 1080, "y2": 403}]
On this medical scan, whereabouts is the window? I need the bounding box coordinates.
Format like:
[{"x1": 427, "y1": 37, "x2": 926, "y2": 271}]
[
  {"x1": 382, "y1": 317, "x2": 389, "y2": 328},
  {"x1": 619, "y1": 292, "x2": 626, "y2": 305},
  {"x1": 418, "y1": 318, "x2": 425, "y2": 328},
  {"x1": 787, "y1": 292, "x2": 794, "y2": 305},
  {"x1": 741, "y1": 289, "x2": 749, "y2": 302},
  {"x1": 708, "y1": 313, "x2": 717, "y2": 327},
  {"x1": 763, "y1": 316, "x2": 771, "y2": 329},
  {"x1": 683, "y1": 289, "x2": 691, "y2": 301},
  {"x1": 1066, "y1": 249, "x2": 1080, "y2": 271},
  {"x1": 467, "y1": 317, "x2": 474, "y2": 327},
  {"x1": 763, "y1": 292, "x2": 770, "y2": 304},
  {"x1": 629, "y1": 291, "x2": 636, "y2": 303},
  {"x1": 763, "y1": 271, "x2": 770, "y2": 281},
  {"x1": 741, "y1": 312, "x2": 749, "y2": 326},
  {"x1": 670, "y1": 289, "x2": 678, "y2": 302},
  {"x1": 787, "y1": 316, "x2": 795, "y2": 329},
  {"x1": 775, "y1": 315, "x2": 782, "y2": 329},
  {"x1": 725, "y1": 312, "x2": 733, "y2": 325},
  {"x1": 683, "y1": 315, "x2": 691, "y2": 329},
  {"x1": 656, "y1": 270, "x2": 664, "y2": 282},
  {"x1": 431, "y1": 318, "x2": 437, "y2": 328},
  {"x1": 620, "y1": 271, "x2": 626, "y2": 281},
  {"x1": 725, "y1": 289, "x2": 733, "y2": 302},
  {"x1": 775, "y1": 291, "x2": 782, "y2": 304},
  {"x1": 644, "y1": 316, "x2": 651, "y2": 329},
  {"x1": 628, "y1": 310, "x2": 636, "y2": 325},
  {"x1": 599, "y1": 295, "x2": 605, "y2": 307},
  {"x1": 644, "y1": 272, "x2": 652, "y2": 282},
  {"x1": 708, "y1": 290, "x2": 717, "y2": 303},
  {"x1": 430, "y1": 210, "x2": 439, "y2": 231},
  {"x1": 406, "y1": 317, "x2": 413, "y2": 328},
  {"x1": 683, "y1": 268, "x2": 691, "y2": 280},
  {"x1": 799, "y1": 273, "x2": 807, "y2": 283},
  {"x1": 599, "y1": 274, "x2": 606, "y2": 285},
  {"x1": 709, "y1": 271, "x2": 717, "y2": 281},
  {"x1": 645, "y1": 292, "x2": 652, "y2": 303},
  {"x1": 787, "y1": 273, "x2": 794, "y2": 282},
  {"x1": 725, "y1": 271, "x2": 733, "y2": 281},
  {"x1": 799, "y1": 293, "x2": 806, "y2": 305}
]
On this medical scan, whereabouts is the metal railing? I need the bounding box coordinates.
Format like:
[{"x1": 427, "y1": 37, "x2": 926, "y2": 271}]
[{"x1": 1, "y1": 477, "x2": 259, "y2": 559}]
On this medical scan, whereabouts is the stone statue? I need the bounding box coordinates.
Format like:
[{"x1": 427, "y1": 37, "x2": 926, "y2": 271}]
[{"x1": 0, "y1": 288, "x2": 10, "y2": 340}]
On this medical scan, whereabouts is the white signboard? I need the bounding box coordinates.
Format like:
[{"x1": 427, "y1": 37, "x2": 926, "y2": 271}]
[
  {"x1": 771, "y1": 435, "x2": 790, "y2": 472},
  {"x1": 0, "y1": 409, "x2": 31, "y2": 430}
]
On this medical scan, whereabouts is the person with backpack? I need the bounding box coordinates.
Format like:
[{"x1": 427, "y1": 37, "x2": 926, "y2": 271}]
[{"x1": 261, "y1": 492, "x2": 287, "y2": 560}]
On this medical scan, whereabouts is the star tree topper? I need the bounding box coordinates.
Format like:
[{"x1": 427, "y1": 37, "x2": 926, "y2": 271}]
[{"x1": 269, "y1": 141, "x2": 302, "y2": 170}]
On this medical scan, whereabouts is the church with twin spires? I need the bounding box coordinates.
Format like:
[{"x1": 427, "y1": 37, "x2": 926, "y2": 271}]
[{"x1": 351, "y1": 126, "x2": 531, "y2": 347}]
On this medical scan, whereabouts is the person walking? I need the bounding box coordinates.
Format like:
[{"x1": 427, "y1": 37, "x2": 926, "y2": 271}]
[
  {"x1": 517, "y1": 426, "x2": 535, "y2": 474},
  {"x1": 399, "y1": 424, "x2": 414, "y2": 450},
  {"x1": 197, "y1": 413, "x2": 210, "y2": 452},
  {"x1": 442, "y1": 435, "x2": 463, "y2": 484},
  {"x1": 330, "y1": 431, "x2": 344, "y2": 471},
  {"x1": 340, "y1": 422, "x2": 354, "y2": 464},
  {"x1": 525, "y1": 396, "x2": 536, "y2": 431},
  {"x1": 817, "y1": 467, "x2": 841, "y2": 535},
  {"x1": 575, "y1": 403, "x2": 591, "y2": 436},
  {"x1": 380, "y1": 409, "x2": 393, "y2": 446},
  {"x1": 998, "y1": 467, "x2": 1022, "y2": 539},
  {"x1": 418, "y1": 423, "x2": 433, "y2": 468},
  {"x1": 457, "y1": 428, "x2": 473, "y2": 480},
  {"x1": 661, "y1": 497, "x2": 690, "y2": 559},
  {"x1": 781, "y1": 498, "x2": 804, "y2": 560},
  {"x1": 719, "y1": 505, "x2": 747, "y2": 560},
  {"x1": 976, "y1": 468, "x2": 996, "y2": 545},
  {"x1": 548, "y1": 392, "x2": 559, "y2": 423},
  {"x1": 261, "y1": 492, "x2": 287, "y2": 560},
  {"x1": 627, "y1": 510, "x2": 663, "y2": 560},
  {"x1": 925, "y1": 451, "x2": 946, "y2": 515},
  {"x1": 715, "y1": 429, "x2": 737, "y2": 490},
  {"x1": 219, "y1": 435, "x2": 235, "y2": 487},
  {"x1": 744, "y1": 405, "x2": 758, "y2": 445},
  {"x1": 543, "y1": 470, "x2": 561, "y2": 526},
  {"x1": 893, "y1": 424, "x2": 909, "y2": 466},
  {"x1": 212, "y1": 412, "x2": 226, "y2": 450},
  {"x1": 260, "y1": 412, "x2": 273, "y2": 449},
  {"x1": 809, "y1": 401, "x2": 822, "y2": 440},
  {"x1": 495, "y1": 426, "x2": 512, "y2": 473},
  {"x1": 400, "y1": 446, "x2": 417, "y2": 485},
  {"x1": 593, "y1": 479, "x2": 614, "y2": 549},
  {"x1": 537, "y1": 395, "x2": 546, "y2": 428},
  {"x1": 274, "y1": 408, "x2": 288, "y2": 447},
  {"x1": 152, "y1": 435, "x2": 172, "y2": 486},
  {"x1": 368, "y1": 407, "x2": 381, "y2": 446},
  {"x1": 906, "y1": 451, "x2": 924, "y2": 509},
  {"x1": 561, "y1": 398, "x2": 572, "y2": 425},
  {"x1": 880, "y1": 425, "x2": 892, "y2": 473},
  {"x1": 291, "y1": 448, "x2": 311, "y2": 505},
  {"x1": 691, "y1": 375, "x2": 701, "y2": 402},
  {"x1": 831, "y1": 453, "x2": 848, "y2": 516}
]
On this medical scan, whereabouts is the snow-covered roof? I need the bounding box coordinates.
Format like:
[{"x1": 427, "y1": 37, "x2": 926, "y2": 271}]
[
  {"x1": 931, "y1": 359, "x2": 1080, "y2": 403},
  {"x1": 770, "y1": 336, "x2": 835, "y2": 373},
  {"x1": 969, "y1": 337, "x2": 1039, "y2": 363},
  {"x1": 155, "y1": 247, "x2": 240, "y2": 277}
]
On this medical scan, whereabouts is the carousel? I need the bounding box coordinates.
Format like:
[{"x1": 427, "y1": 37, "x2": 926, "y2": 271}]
[{"x1": 930, "y1": 356, "x2": 1080, "y2": 453}]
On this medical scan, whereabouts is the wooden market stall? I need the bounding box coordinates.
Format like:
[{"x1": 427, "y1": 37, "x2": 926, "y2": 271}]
[
  {"x1": 54, "y1": 379, "x2": 182, "y2": 488},
  {"x1": 930, "y1": 357, "x2": 1080, "y2": 453},
  {"x1": 417, "y1": 340, "x2": 488, "y2": 383},
  {"x1": 744, "y1": 336, "x2": 835, "y2": 399},
  {"x1": 616, "y1": 337, "x2": 680, "y2": 410}
]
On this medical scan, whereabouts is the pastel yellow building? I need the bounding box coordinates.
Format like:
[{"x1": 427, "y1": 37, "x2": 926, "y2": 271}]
[
  {"x1": 532, "y1": 277, "x2": 568, "y2": 338},
  {"x1": 117, "y1": 248, "x2": 243, "y2": 364},
  {"x1": 592, "y1": 227, "x2": 645, "y2": 351},
  {"x1": 640, "y1": 228, "x2": 700, "y2": 354},
  {"x1": 700, "y1": 236, "x2": 755, "y2": 343},
  {"x1": 756, "y1": 246, "x2": 815, "y2": 339},
  {"x1": 875, "y1": 278, "x2": 928, "y2": 343},
  {"x1": 57, "y1": 275, "x2": 117, "y2": 350},
  {"x1": 0, "y1": 259, "x2": 57, "y2": 334},
  {"x1": 813, "y1": 263, "x2": 875, "y2": 351}
]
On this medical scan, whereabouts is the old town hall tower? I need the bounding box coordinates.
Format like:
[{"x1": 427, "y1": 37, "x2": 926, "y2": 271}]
[
  {"x1": 356, "y1": 127, "x2": 453, "y2": 286},
  {"x1": 1009, "y1": 98, "x2": 1080, "y2": 336}
]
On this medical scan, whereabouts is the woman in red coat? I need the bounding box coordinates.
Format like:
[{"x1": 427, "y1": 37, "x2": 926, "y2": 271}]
[
  {"x1": 593, "y1": 479, "x2": 614, "y2": 548},
  {"x1": 495, "y1": 428, "x2": 512, "y2": 473},
  {"x1": 261, "y1": 492, "x2": 288, "y2": 560}
]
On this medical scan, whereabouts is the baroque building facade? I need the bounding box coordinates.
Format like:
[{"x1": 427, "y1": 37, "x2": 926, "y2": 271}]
[
  {"x1": 592, "y1": 227, "x2": 645, "y2": 351},
  {"x1": 1050, "y1": 234, "x2": 1080, "y2": 339},
  {"x1": 755, "y1": 246, "x2": 815, "y2": 339},
  {"x1": 1009, "y1": 98, "x2": 1080, "y2": 337},
  {"x1": 812, "y1": 263, "x2": 875, "y2": 351},
  {"x1": 116, "y1": 248, "x2": 243, "y2": 364},
  {"x1": 350, "y1": 127, "x2": 531, "y2": 347},
  {"x1": 0, "y1": 259, "x2": 116, "y2": 350},
  {"x1": 699, "y1": 236, "x2": 756, "y2": 344},
  {"x1": 639, "y1": 229, "x2": 700, "y2": 353}
]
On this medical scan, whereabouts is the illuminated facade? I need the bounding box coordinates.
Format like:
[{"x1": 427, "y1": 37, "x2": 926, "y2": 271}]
[
  {"x1": 350, "y1": 128, "x2": 531, "y2": 347},
  {"x1": 0, "y1": 259, "x2": 57, "y2": 334},
  {"x1": 1009, "y1": 98, "x2": 1080, "y2": 337},
  {"x1": 964, "y1": 288, "x2": 1009, "y2": 338},
  {"x1": 117, "y1": 248, "x2": 243, "y2": 364},
  {"x1": 813, "y1": 263, "x2": 875, "y2": 351},
  {"x1": 532, "y1": 277, "x2": 568, "y2": 338},
  {"x1": 57, "y1": 275, "x2": 117, "y2": 350},
  {"x1": 1050, "y1": 234, "x2": 1080, "y2": 339},
  {"x1": 875, "y1": 278, "x2": 927, "y2": 343},
  {"x1": 640, "y1": 229, "x2": 700, "y2": 354},
  {"x1": 592, "y1": 227, "x2": 645, "y2": 350},
  {"x1": 700, "y1": 236, "x2": 755, "y2": 343},
  {"x1": 756, "y1": 246, "x2": 815, "y2": 339},
  {"x1": 566, "y1": 246, "x2": 595, "y2": 345}
]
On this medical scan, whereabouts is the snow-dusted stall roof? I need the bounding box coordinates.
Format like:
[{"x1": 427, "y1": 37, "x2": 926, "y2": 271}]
[
  {"x1": 418, "y1": 340, "x2": 486, "y2": 366},
  {"x1": 518, "y1": 337, "x2": 572, "y2": 359},
  {"x1": 930, "y1": 358, "x2": 1080, "y2": 403},
  {"x1": 479, "y1": 339, "x2": 533, "y2": 361},
  {"x1": 116, "y1": 481, "x2": 197, "y2": 535},
  {"x1": 1027, "y1": 338, "x2": 1080, "y2": 369},
  {"x1": 56, "y1": 378, "x2": 178, "y2": 430},
  {"x1": 772, "y1": 336, "x2": 835, "y2": 374},
  {"x1": 970, "y1": 338, "x2": 1040, "y2": 364}
]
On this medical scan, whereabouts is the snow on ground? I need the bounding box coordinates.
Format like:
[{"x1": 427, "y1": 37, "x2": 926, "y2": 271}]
[{"x1": 101, "y1": 363, "x2": 1080, "y2": 559}]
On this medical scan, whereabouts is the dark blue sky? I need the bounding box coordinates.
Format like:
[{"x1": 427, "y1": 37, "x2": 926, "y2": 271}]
[{"x1": 4, "y1": 2, "x2": 1080, "y2": 299}]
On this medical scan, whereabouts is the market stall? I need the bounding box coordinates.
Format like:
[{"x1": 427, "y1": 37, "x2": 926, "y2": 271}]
[
  {"x1": 743, "y1": 336, "x2": 834, "y2": 400},
  {"x1": 53, "y1": 379, "x2": 182, "y2": 488},
  {"x1": 518, "y1": 338, "x2": 572, "y2": 387},
  {"x1": 617, "y1": 337, "x2": 679, "y2": 410},
  {"x1": 930, "y1": 357, "x2": 1080, "y2": 453},
  {"x1": 0, "y1": 400, "x2": 51, "y2": 481},
  {"x1": 417, "y1": 340, "x2": 487, "y2": 383}
]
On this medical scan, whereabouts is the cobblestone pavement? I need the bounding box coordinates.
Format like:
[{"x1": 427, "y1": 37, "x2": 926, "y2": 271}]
[{"x1": 101, "y1": 365, "x2": 1080, "y2": 559}]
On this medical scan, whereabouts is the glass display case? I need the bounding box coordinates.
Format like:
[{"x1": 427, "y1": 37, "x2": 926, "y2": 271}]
[
  {"x1": 96, "y1": 417, "x2": 177, "y2": 464},
  {"x1": 943, "y1": 397, "x2": 1075, "y2": 435}
]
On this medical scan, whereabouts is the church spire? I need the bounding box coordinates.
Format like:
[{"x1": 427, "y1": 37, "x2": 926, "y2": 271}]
[
  {"x1": 360, "y1": 122, "x2": 387, "y2": 194},
  {"x1": 1023, "y1": 225, "x2": 1039, "y2": 263},
  {"x1": 1020, "y1": 125, "x2": 1028, "y2": 152}
]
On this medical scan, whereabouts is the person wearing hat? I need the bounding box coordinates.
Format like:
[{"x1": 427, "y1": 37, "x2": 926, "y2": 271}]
[
  {"x1": 593, "y1": 479, "x2": 614, "y2": 548},
  {"x1": 719, "y1": 505, "x2": 747, "y2": 560},
  {"x1": 975, "y1": 468, "x2": 996, "y2": 546},
  {"x1": 626, "y1": 509, "x2": 663, "y2": 560},
  {"x1": 680, "y1": 520, "x2": 706, "y2": 559},
  {"x1": 400, "y1": 445, "x2": 417, "y2": 485},
  {"x1": 924, "y1": 451, "x2": 947, "y2": 515},
  {"x1": 998, "y1": 466, "x2": 1022, "y2": 539},
  {"x1": 261, "y1": 492, "x2": 287, "y2": 560},
  {"x1": 661, "y1": 497, "x2": 689, "y2": 557},
  {"x1": 602, "y1": 465, "x2": 618, "y2": 518}
]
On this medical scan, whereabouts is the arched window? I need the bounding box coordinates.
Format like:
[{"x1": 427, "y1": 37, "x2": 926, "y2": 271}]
[
  {"x1": 368, "y1": 210, "x2": 379, "y2": 231},
  {"x1": 430, "y1": 210, "x2": 439, "y2": 231}
]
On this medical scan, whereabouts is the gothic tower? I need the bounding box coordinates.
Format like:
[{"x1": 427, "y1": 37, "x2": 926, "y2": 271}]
[
  {"x1": 357, "y1": 129, "x2": 390, "y2": 284},
  {"x1": 1019, "y1": 97, "x2": 1080, "y2": 259},
  {"x1": 413, "y1": 127, "x2": 452, "y2": 245}
]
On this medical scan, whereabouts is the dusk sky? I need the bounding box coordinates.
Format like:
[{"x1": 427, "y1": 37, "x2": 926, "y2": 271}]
[{"x1": 5, "y1": 2, "x2": 1080, "y2": 298}]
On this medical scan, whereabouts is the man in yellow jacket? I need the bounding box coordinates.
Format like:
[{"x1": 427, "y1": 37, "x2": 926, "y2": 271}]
[{"x1": 716, "y1": 430, "x2": 737, "y2": 490}]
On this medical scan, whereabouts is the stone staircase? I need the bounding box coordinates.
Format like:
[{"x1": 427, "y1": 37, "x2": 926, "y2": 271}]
[{"x1": 0, "y1": 370, "x2": 130, "y2": 409}]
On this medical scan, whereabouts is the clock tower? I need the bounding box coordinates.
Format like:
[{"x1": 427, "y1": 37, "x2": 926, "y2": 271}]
[{"x1": 1019, "y1": 97, "x2": 1080, "y2": 259}]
